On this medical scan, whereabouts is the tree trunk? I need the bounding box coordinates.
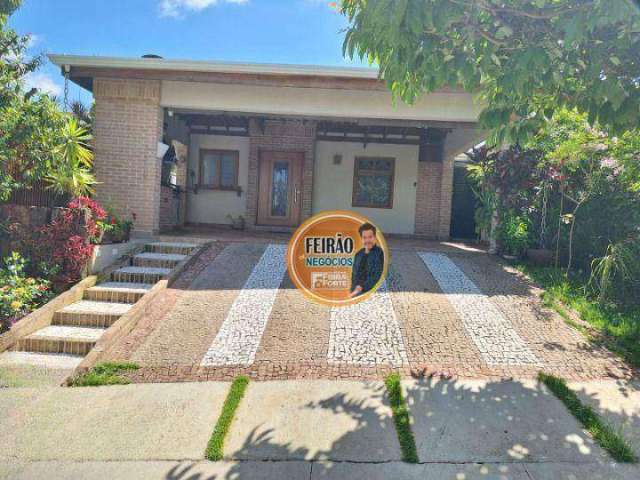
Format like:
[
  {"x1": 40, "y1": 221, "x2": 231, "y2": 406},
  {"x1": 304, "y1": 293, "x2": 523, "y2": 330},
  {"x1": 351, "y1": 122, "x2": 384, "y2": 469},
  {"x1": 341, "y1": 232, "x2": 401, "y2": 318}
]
[{"x1": 566, "y1": 200, "x2": 584, "y2": 275}]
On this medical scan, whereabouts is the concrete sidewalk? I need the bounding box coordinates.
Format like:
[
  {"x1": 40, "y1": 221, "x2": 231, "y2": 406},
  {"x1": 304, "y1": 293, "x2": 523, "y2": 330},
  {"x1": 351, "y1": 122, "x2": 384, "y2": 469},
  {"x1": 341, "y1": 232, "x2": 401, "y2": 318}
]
[
  {"x1": 2, "y1": 460, "x2": 639, "y2": 480},
  {"x1": 1, "y1": 379, "x2": 639, "y2": 479}
]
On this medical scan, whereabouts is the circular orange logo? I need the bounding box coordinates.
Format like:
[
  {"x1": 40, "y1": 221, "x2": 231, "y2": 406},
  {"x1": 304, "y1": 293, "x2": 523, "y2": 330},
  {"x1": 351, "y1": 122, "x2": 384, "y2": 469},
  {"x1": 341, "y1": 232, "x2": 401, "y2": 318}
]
[{"x1": 287, "y1": 210, "x2": 389, "y2": 307}]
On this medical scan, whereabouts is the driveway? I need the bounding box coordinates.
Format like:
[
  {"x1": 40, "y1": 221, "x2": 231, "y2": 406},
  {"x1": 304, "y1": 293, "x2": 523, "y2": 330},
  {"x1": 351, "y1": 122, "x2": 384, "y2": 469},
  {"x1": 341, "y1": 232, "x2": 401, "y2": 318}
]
[{"x1": 104, "y1": 239, "x2": 631, "y2": 382}]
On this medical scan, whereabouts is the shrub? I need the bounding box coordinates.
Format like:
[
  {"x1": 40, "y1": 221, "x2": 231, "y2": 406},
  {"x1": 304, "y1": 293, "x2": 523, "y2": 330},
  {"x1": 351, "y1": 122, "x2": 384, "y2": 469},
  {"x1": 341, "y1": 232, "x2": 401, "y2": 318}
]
[
  {"x1": 0, "y1": 252, "x2": 52, "y2": 332},
  {"x1": 20, "y1": 196, "x2": 107, "y2": 289},
  {"x1": 590, "y1": 235, "x2": 640, "y2": 305},
  {"x1": 497, "y1": 214, "x2": 531, "y2": 257}
]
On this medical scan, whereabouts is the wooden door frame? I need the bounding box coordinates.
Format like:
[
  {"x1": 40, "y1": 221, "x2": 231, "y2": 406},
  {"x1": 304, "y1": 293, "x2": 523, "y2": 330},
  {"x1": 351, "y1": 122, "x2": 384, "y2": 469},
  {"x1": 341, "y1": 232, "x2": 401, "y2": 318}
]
[{"x1": 256, "y1": 150, "x2": 305, "y2": 227}]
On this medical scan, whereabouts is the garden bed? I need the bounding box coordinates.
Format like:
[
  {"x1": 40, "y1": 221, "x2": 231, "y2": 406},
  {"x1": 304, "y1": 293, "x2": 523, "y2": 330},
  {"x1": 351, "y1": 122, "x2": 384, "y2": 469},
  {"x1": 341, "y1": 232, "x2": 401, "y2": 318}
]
[{"x1": 515, "y1": 262, "x2": 640, "y2": 370}]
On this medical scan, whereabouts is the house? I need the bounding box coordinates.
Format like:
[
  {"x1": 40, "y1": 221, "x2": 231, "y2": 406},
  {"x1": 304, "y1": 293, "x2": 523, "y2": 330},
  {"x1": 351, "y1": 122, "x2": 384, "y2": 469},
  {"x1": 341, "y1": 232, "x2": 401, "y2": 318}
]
[{"x1": 49, "y1": 54, "x2": 483, "y2": 238}]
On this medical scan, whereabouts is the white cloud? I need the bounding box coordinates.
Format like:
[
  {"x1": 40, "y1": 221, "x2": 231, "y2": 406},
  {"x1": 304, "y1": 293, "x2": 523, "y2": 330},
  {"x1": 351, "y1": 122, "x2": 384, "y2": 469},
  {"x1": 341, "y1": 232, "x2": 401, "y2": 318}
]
[
  {"x1": 26, "y1": 34, "x2": 42, "y2": 49},
  {"x1": 160, "y1": 0, "x2": 248, "y2": 18},
  {"x1": 24, "y1": 72, "x2": 62, "y2": 96}
]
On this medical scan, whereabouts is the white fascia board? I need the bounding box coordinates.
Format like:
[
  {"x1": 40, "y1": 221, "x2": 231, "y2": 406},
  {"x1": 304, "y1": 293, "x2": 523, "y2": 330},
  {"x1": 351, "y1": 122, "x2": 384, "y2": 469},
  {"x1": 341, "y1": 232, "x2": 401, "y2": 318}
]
[{"x1": 48, "y1": 54, "x2": 380, "y2": 79}]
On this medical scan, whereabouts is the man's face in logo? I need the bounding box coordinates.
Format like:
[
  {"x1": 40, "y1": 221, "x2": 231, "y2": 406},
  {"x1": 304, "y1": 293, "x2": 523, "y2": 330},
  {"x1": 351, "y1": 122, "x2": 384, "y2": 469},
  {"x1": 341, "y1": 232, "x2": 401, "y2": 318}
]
[{"x1": 361, "y1": 228, "x2": 377, "y2": 250}]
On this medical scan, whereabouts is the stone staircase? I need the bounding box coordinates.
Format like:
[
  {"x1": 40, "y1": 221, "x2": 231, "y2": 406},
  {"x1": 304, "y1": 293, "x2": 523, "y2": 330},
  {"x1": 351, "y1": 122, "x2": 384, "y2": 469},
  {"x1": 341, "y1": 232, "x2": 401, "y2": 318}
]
[{"x1": 0, "y1": 242, "x2": 198, "y2": 370}]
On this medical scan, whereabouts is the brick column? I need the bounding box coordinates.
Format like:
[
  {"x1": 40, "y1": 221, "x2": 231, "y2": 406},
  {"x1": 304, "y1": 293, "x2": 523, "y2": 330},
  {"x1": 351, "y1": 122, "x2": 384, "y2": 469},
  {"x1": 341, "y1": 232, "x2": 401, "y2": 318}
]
[
  {"x1": 414, "y1": 162, "x2": 443, "y2": 238},
  {"x1": 246, "y1": 119, "x2": 316, "y2": 228},
  {"x1": 93, "y1": 78, "x2": 163, "y2": 236}
]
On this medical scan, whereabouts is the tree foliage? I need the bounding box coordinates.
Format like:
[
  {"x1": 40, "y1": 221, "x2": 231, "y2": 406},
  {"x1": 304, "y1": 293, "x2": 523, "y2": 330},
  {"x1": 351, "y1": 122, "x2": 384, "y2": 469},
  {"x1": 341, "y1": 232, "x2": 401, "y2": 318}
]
[
  {"x1": 0, "y1": 1, "x2": 95, "y2": 201},
  {"x1": 340, "y1": 0, "x2": 640, "y2": 145}
]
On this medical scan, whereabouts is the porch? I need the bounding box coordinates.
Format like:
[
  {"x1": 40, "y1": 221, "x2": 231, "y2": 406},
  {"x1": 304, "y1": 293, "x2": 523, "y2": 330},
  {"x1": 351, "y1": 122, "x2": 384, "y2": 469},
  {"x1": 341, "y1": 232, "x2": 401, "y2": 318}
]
[
  {"x1": 49, "y1": 54, "x2": 484, "y2": 238},
  {"x1": 159, "y1": 111, "x2": 483, "y2": 238}
]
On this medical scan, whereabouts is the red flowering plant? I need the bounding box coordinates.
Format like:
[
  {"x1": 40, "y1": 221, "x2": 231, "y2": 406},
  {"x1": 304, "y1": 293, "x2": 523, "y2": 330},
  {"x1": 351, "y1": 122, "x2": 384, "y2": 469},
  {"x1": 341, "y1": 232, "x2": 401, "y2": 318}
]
[
  {"x1": 96, "y1": 207, "x2": 135, "y2": 244},
  {"x1": 22, "y1": 197, "x2": 108, "y2": 289}
]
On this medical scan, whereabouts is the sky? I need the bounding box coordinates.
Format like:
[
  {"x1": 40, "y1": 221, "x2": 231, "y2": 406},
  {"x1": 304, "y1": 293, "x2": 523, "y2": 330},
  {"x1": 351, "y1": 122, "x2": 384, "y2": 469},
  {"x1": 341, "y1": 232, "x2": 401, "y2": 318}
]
[{"x1": 9, "y1": 0, "x2": 363, "y2": 104}]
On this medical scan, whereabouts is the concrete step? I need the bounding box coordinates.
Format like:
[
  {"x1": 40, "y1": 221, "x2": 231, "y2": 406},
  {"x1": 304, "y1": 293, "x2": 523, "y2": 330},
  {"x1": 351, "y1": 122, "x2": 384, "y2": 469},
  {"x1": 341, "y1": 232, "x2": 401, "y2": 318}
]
[
  {"x1": 145, "y1": 242, "x2": 198, "y2": 255},
  {"x1": 0, "y1": 351, "x2": 84, "y2": 369},
  {"x1": 16, "y1": 325, "x2": 106, "y2": 356},
  {"x1": 111, "y1": 266, "x2": 171, "y2": 284},
  {"x1": 85, "y1": 282, "x2": 153, "y2": 303},
  {"x1": 52, "y1": 300, "x2": 132, "y2": 328},
  {"x1": 133, "y1": 252, "x2": 186, "y2": 269}
]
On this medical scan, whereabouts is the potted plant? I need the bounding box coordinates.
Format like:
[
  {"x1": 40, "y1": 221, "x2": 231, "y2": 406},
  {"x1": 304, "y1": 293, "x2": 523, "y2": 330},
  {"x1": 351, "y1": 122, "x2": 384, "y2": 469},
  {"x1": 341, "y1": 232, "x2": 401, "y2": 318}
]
[
  {"x1": 227, "y1": 214, "x2": 246, "y2": 231},
  {"x1": 98, "y1": 210, "x2": 133, "y2": 244}
]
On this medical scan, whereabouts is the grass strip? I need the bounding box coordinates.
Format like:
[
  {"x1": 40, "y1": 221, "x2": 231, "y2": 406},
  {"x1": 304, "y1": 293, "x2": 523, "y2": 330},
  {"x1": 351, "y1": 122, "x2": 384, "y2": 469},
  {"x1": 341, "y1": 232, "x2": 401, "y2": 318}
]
[
  {"x1": 205, "y1": 376, "x2": 249, "y2": 461},
  {"x1": 385, "y1": 373, "x2": 419, "y2": 463},
  {"x1": 68, "y1": 362, "x2": 139, "y2": 387},
  {"x1": 538, "y1": 372, "x2": 637, "y2": 463},
  {"x1": 515, "y1": 262, "x2": 640, "y2": 369}
]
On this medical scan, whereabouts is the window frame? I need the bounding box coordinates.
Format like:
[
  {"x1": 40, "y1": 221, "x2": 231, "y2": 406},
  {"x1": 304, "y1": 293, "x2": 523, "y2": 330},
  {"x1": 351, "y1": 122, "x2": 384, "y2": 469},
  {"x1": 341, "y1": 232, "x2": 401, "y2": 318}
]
[
  {"x1": 198, "y1": 149, "x2": 240, "y2": 190},
  {"x1": 351, "y1": 156, "x2": 395, "y2": 209}
]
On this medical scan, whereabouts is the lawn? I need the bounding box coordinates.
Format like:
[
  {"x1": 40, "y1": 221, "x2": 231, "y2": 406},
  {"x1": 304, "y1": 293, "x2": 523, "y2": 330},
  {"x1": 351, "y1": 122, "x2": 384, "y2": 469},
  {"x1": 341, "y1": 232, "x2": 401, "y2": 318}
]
[{"x1": 516, "y1": 263, "x2": 640, "y2": 369}]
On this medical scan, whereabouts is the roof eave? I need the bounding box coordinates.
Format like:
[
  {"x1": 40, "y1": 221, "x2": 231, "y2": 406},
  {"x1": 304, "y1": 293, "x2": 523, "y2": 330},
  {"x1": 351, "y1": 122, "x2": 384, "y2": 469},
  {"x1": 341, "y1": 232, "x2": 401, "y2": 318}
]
[{"x1": 47, "y1": 54, "x2": 381, "y2": 80}]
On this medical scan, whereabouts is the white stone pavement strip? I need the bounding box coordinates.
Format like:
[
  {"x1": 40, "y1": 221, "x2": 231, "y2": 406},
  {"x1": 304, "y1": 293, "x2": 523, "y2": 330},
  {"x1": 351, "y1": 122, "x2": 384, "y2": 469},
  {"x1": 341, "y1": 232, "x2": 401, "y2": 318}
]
[
  {"x1": 200, "y1": 244, "x2": 288, "y2": 367},
  {"x1": 328, "y1": 282, "x2": 408, "y2": 366},
  {"x1": 418, "y1": 252, "x2": 539, "y2": 366}
]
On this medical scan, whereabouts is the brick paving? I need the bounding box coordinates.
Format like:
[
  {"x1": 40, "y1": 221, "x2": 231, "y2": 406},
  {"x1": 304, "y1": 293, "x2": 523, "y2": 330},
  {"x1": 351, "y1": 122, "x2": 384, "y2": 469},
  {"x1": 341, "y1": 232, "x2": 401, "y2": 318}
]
[
  {"x1": 103, "y1": 240, "x2": 634, "y2": 383},
  {"x1": 419, "y1": 252, "x2": 539, "y2": 366},
  {"x1": 201, "y1": 244, "x2": 288, "y2": 366},
  {"x1": 328, "y1": 282, "x2": 408, "y2": 367}
]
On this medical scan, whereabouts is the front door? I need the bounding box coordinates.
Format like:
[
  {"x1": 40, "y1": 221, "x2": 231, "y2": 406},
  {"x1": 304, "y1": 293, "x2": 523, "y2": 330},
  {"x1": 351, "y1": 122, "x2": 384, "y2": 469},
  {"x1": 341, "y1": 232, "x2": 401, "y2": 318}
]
[{"x1": 257, "y1": 151, "x2": 304, "y2": 227}]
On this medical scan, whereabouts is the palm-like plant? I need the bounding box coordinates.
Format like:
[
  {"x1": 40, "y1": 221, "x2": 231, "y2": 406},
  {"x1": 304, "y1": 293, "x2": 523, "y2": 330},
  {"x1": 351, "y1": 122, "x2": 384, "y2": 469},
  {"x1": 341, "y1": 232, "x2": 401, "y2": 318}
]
[
  {"x1": 590, "y1": 234, "x2": 640, "y2": 303},
  {"x1": 46, "y1": 117, "x2": 97, "y2": 197},
  {"x1": 70, "y1": 100, "x2": 93, "y2": 129}
]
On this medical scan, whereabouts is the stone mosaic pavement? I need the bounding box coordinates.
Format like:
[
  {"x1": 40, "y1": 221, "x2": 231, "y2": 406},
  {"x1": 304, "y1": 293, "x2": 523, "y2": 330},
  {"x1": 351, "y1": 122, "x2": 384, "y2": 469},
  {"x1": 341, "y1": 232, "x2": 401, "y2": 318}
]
[{"x1": 104, "y1": 240, "x2": 634, "y2": 383}]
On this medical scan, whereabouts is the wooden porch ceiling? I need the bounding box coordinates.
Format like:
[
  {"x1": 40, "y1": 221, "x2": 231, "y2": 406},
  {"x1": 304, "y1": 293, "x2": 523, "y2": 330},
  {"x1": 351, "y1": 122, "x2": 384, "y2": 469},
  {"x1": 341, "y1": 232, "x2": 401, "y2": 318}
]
[
  {"x1": 178, "y1": 113, "x2": 250, "y2": 136},
  {"x1": 316, "y1": 121, "x2": 448, "y2": 146},
  {"x1": 176, "y1": 112, "x2": 451, "y2": 147}
]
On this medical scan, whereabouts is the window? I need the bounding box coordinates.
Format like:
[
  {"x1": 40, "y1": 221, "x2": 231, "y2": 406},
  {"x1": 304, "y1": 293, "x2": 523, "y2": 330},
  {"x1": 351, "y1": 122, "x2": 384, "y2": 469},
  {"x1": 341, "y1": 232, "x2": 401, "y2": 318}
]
[
  {"x1": 352, "y1": 157, "x2": 395, "y2": 209},
  {"x1": 199, "y1": 149, "x2": 239, "y2": 189}
]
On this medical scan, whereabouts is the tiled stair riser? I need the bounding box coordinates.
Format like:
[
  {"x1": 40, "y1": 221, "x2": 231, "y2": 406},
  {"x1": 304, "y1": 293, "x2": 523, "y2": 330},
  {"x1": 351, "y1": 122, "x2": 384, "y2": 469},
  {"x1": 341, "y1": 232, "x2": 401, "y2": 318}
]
[
  {"x1": 16, "y1": 338, "x2": 97, "y2": 356},
  {"x1": 133, "y1": 259, "x2": 180, "y2": 269},
  {"x1": 111, "y1": 269, "x2": 169, "y2": 285},
  {"x1": 84, "y1": 289, "x2": 146, "y2": 304},
  {"x1": 145, "y1": 243, "x2": 197, "y2": 255},
  {"x1": 52, "y1": 311, "x2": 121, "y2": 328},
  {"x1": 132, "y1": 257, "x2": 183, "y2": 269},
  {"x1": 84, "y1": 282, "x2": 153, "y2": 304}
]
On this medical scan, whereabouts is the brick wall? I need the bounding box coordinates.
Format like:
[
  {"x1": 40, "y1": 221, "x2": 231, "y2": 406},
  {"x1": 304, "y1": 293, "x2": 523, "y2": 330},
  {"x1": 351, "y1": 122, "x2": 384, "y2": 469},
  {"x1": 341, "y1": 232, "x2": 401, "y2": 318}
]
[
  {"x1": 93, "y1": 78, "x2": 162, "y2": 236},
  {"x1": 246, "y1": 119, "x2": 316, "y2": 228},
  {"x1": 159, "y1": 185, "x2": 180, "y2": 232}
]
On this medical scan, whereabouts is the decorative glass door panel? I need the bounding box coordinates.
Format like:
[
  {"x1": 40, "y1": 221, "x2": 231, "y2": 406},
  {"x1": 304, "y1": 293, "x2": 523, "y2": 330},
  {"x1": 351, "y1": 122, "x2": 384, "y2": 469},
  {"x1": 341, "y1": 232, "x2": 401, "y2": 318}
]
[
  {"x1": 257, "y1": 151, "x2": 304, "y2": 227},
  {"x1": 271, "y1": 162, "x2": 289, "y2": 217}
]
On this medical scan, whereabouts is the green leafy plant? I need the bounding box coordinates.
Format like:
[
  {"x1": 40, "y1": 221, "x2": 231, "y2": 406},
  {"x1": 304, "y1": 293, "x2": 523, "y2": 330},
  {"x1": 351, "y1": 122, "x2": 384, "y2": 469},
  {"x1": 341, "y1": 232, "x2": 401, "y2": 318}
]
[
  {"x1": 497, "y1": 214, "x2": 531, "y2": 257},
  {"x1": 0, "y1": 252, "x2": 52, "y2": 332},
  {"x1": 339, "y1": 0, "x2": 640, "y2": 144},
  {"x1": 0, "y1": 1, "x2": 67, "y2": 201},
  {"x1": 590, "y1": 236, "x2": 640, "y2": 303},
  {"x1": 46, "y1": 117, "x2": 97, "y2": 197},
  {"x1": 69, "y1": 362, "x2": 140, "y2": 387}
]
